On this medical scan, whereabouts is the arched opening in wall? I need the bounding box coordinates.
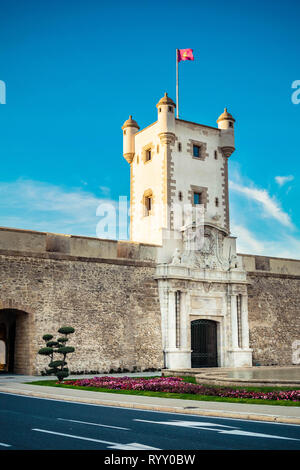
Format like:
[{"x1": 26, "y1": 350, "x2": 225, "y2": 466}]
[
  {"x1": 0, "y1": 324, "x2": 6, "y2": 371},
  {"x1": 0, "y1": 309, "x2": 33, "y2": 374},
  {"x1": 191, "y1": 319, "x2": 218, "y2": 368}
]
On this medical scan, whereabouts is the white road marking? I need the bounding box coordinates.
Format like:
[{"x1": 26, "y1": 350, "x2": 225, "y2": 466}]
[
  {"x1": 135, "y1": 419, "x2": 235, "y2": 429},
  {"x1": 134, "y1": 419, "x2": 300, "y2": 441},
  {"x1": 32, "y1": 428, "x2": 160, "y2": 449},
  {"x1": 107, "y1": 443, "x2": 161, "y2": 450},
  {"x1": 218, "y1": 429, "x2": 300, "y2": 440},
  {"x1": 57, "y1": 418, "x2": 129, "y2": 430},
  {"x1": 0, "y1": 442, "x2": 11, "y2": 447}
]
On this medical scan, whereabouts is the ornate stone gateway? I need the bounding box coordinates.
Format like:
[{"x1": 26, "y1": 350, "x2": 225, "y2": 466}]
[
  {"x1": 191, "y1": 319, "x2": 217, "y2": 368},
  {"x1": 155, "y1": 222, "x2": 253, "y2": 369}
]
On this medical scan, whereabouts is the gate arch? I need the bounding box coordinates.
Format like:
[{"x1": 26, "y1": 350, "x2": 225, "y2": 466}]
[
  {"x1": 0, "y1": 326, "x2": 5, "y2": 370},
  {"x1": 0, "y1": 302, "x2": 35, "y2": 375}
]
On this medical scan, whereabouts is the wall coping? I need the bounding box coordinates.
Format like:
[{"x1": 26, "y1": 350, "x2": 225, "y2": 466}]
[
  {"x1": 239, "y1": 252, "x2": 300, "y2": 263},
  {"x1": 0, "y1": 248, "x2": 157, "y2": 268},
  {"x1": 0, "y1": 226, "x2": 160, "y2": 248},
  {"x1": 1, "y1": 227, "x2": 300, "y2": 269},
  {"x1": 247, "y1": 271, "x2": 300, "y2": 280}
]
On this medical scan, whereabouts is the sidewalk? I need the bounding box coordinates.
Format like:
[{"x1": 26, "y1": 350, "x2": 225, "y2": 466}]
[{"x1": 0, "y1": 374, "x2": 300, "y2": 425}]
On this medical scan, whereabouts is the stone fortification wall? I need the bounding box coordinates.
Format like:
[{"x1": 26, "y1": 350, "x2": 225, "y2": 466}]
[
  {"x1": 240, "y1": 254, "x2": 300, "y2": 366},
  {"x1": 0, "y1": 227, "x2": 163, "y2": 375},
  {"x1": 1, "y1": 226, "x2": 300, "y2": 374}
]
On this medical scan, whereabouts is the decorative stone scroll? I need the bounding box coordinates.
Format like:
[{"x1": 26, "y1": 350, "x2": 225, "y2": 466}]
[{"x1": 172, "y1": 225, "x2": 238, "y2": 271}]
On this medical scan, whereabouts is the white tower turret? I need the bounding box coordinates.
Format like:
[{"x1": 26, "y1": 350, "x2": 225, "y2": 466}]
[
  {"x1": 156, "y1": 92, "x2": 176, "y2": 139},
  {"x1": 217, "y1": 108, "x2": 235, "y2": 158},
  {"x1": 122, "y1": 115, "x2": 140, "y2": 164}
]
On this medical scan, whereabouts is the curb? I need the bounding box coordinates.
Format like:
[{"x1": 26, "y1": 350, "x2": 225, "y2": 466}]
[{"x1": 1, "y1": 387, "x2": 300, "y2": 425}]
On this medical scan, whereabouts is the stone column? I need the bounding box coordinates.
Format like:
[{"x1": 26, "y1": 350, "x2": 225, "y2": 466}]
[
  {"x1": 241, "y1": 294, "x2": 250, "y2": 349},
  {"x1": 231, "y1": 294, "x2": 239, "y2": 349},
  {"x1": 168, "y1": 289, "x2": 176, "y2": 350},
  {"x1": 179, "y1": 290, "x2": 186, "y2": 349},
  {"x1": 160, "y1": 284, "x2": 169, "y2": 354},
  {"x1": 162, "y1": 286, "x2": 192, "y2": 369},
  {"x1": 227, "y1": 292, "x2": 253, "y2": 367}
]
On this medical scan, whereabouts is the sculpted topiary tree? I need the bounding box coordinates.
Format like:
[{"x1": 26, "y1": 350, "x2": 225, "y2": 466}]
[{"x1": 38, "y1": 326, "x2": 75, "y2": 382}]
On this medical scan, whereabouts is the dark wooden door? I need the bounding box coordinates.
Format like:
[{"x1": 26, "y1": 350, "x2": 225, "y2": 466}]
[{"x1": 191, "y1": 319, "x2": 217, "y2": 368}]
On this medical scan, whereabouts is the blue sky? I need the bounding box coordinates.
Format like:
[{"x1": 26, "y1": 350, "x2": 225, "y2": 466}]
[{"x1": 0, "y1": 0, "x2": 300, "y2": 257}]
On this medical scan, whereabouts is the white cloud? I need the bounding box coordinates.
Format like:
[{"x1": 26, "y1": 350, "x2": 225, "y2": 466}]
[
  {"x1": 0, "y1": 179, "x2": 124, "y2": 238},
  {"x1": 232, "y1": 222, "x2": 300, "y2": 259},
  {"x1": 275, "y1": 175, "x2": 294, "y2": 186},
  {"x1": 231, "y1": 223, "x2": 265, "y2": 255},
  {"x1": 99, "y1": 185, "x2": 111, "y2": 197},
  {"x1": 229, "y1": 169, "x2": 300, "y2": 259},
  {"x1": 0, "y1": 179, "x2": 100, "y2": 213},
  {"x1": 229, "y1": 180, "x2": 293, "y2": 229}
]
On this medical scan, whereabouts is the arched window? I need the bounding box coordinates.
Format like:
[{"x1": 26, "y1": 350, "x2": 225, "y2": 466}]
[
  {"x1": 146, "y1": 149, "x2": 152, "y2": 161},
  {"x1": 142, "y1": 189, "x2": 154, "y2": 216},
  {"x1": 142, "y1": 143, "x2": 154, "y2": 163}
]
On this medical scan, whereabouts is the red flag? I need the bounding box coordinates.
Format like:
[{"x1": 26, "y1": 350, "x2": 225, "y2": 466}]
[{"x1": 177, "y1": 48, "x2": 194, "y2": 62}]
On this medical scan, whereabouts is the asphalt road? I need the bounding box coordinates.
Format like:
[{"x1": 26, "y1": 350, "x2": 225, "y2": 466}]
[{"x1": 0, "y1": 392, "x2": 300, "y2": 451}]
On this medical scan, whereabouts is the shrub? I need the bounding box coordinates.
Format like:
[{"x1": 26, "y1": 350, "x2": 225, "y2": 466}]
[
  {"x1": 57, "y1": 346, "x2": 75, "y2": 355},
  {"x1": 46, "y1": 341, "x2": 60, "y2": 348},
  {"x1": 49, "y1": 360, "x2": 66, "y2": 368},
  {"x1": 42, "y1": 334, "x2": 53, "y2": 342},
  {"x1": 38, "y1": 326, "x2": 75, "y2": 382},
  {"x1": 38, "y1": 347, "x2": 54, "y2": 356},
  {"x1": 57, "y1": 337, "x2": 68, "y2": 344},
  {"x1": 58, "y1": 327, "x2": 75, "y2": 335}
]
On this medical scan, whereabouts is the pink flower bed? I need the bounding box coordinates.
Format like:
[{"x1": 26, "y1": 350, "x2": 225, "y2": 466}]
[{"x1": 62, "y1": 376, "x2": 300, "y2": 401}]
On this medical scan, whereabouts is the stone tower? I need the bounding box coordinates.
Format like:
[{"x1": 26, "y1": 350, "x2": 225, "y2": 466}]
[
  {"x1": 122, "y1": 93, "x2": 253, "y2": 370},
  {"x1": 122, "y1": 93, "x2": 236, "y2": 245}
]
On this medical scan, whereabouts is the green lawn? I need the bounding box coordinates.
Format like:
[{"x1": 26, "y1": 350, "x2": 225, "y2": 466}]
[{"x1": 26, "y1": 376, "x2": 300, "y2": 407}]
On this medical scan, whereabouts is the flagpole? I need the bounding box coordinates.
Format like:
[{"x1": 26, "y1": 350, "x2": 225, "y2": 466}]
[{"x1": 176, "y1": 48, "x2": 179, "y2": 119}]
